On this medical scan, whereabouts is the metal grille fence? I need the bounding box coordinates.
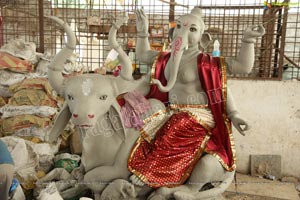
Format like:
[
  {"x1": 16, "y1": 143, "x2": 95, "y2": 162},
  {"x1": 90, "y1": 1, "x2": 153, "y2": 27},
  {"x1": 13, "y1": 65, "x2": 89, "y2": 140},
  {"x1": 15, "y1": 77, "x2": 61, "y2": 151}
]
[{"x1": 0, "y1": 0, "x2": 299, "y2": 80}]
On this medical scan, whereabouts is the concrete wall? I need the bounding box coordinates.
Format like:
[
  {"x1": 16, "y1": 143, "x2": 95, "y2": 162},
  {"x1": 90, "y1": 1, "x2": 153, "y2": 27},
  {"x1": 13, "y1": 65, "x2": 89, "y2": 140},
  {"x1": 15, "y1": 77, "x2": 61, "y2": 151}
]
[{"x1": 229, "y1": 80, "x2": 300, "y2": 178}]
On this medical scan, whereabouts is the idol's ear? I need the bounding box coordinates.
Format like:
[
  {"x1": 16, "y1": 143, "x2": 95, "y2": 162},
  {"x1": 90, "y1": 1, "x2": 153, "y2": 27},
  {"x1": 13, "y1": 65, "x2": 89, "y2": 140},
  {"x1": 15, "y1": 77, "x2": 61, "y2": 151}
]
[
  {"x1": 200, "y1": 32, "x2": 212, "y2": 50},
  {"x1": 109, "y1": 101, "x2": 127, "y2": 141},
  {"x1": 48, "y1": 102, "x2": 71, "y2": 143},
  {"x1": 168, "y1": 27, "x2": 175, "y2": 42}
]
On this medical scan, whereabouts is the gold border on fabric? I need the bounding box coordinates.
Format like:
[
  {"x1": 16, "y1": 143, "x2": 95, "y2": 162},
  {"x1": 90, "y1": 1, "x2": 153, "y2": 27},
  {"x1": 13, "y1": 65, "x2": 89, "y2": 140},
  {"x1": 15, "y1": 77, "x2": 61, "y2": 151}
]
[
  {"x1": 169, "y1": 104, "x2": 213, "y2": 132},
  {"x1": 207, "y1": 56, "x2": 236, "y2": 171},
  {"x1": 140, "y1": 109, "x2": 169, "y2": 143},
  {"x1": 139, "y1": 129, "x2": 152, "y2": 143},
  {"x1": 150, "y1": 53, "x2": 161, "y2": 84},
  {"x1": 169, "y1": 104, "x2": 208, "y2": 109},
  {"x1": 220, "y1": 56, "x2": 227, "y2": 110},
  {"x1": 201, "y1": 134, "x2": 211, "y2": 149},
  {"x1": 204, "y1": 150, "x2": 235, "y2": 171},
  {"x1": 185, "y1": 111, "x2": 212, "y2": 133},
  {"x1": 143, "y1": 109, "x2": 169, "y2": 124}
]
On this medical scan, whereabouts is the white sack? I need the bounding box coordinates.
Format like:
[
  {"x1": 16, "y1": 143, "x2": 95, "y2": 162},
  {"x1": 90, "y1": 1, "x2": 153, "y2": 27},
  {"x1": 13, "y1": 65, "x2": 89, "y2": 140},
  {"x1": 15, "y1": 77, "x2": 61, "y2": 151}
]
[
  {"x1": 0, "y1": 70, "x2": 25, "y2": 86},
  {"x1": 0, "y1": 39, "x2": 38, "y2": 63},
  {"x1": 37, "y1": 182, "x2": 63, "y2": 200},
  {"x1": 14, "y1": 127, "x2": 48, "y2": 142},
  {"x1": 0, "y1": 105, "x2": 57, "y2": 118}
]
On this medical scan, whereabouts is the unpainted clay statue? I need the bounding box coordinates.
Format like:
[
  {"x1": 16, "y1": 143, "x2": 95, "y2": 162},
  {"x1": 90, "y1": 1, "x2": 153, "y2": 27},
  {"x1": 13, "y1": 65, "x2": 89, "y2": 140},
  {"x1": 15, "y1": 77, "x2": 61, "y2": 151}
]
[
  {"x1": 103, "y1": 7, "x2": 265, "y2": 200},
  {"x1": 46, "y1": 16, "x2": 164, "y2": 198}
]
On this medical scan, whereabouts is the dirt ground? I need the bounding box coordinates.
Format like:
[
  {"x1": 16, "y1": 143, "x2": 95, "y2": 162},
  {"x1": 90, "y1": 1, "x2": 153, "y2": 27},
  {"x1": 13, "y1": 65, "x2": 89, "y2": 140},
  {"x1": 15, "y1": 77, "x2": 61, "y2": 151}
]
[
  {"x1": 224, "y1": 191, "x2": 289, "y2": 200},
  {"x1": 224, "y1": 173, "x2": 300, "y2": 200}
]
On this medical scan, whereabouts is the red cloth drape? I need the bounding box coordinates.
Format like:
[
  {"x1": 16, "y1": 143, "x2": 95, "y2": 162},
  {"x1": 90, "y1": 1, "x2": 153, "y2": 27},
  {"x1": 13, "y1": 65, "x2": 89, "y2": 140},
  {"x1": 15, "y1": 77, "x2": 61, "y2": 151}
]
[
  {"x1": 197, "y1": 53, "x2": 234, "y2": 168},
  {"x1": 128, "y1": 52, "x2": 235, "y2": 188},
  {"x1": 145, "y1": 52, "x2": 170, "y2": 105}
]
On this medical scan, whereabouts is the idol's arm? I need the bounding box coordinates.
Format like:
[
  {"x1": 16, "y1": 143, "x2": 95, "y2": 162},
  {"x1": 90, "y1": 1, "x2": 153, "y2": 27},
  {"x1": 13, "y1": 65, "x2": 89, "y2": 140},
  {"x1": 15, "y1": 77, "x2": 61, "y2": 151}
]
[{"x1": 226, "y1": 25, "x2": 265, "y2": 74}]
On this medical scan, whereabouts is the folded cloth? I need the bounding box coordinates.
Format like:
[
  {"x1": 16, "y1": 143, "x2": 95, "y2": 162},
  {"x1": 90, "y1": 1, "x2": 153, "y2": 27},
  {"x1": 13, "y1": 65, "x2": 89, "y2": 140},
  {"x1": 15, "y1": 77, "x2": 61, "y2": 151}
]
[{"x1": 120, "y1": 90, "x2": 151, "y2": 129}]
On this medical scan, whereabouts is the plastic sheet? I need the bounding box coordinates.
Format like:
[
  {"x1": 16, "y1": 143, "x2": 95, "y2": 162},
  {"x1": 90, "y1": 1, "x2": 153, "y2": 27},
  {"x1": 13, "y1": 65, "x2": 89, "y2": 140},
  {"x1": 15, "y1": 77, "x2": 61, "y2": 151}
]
[
  {"x1": 37, "y1": 182, "x2": 63, "y2": 200},
  {"x1": 0, "y1": 136, "x2": 38, "y2": 190},
  {"x1": 32, "y1": 140, "x2": 61, "y2": 173},
  {"x1": 11, "y1": 185, "x2": 26, "y2": 200},
  {"x1": 54, "y1": 153, "x2": 80, "y2": 173}
]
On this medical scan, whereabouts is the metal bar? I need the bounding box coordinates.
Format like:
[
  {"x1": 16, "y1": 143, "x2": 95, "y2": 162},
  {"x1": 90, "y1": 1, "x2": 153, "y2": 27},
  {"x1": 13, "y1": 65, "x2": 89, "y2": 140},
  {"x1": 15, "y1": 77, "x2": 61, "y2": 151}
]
[
  {"x1": 283, "y1": 54, "x2": 300, "y2": 69},
  {"x1": 259, "y1": 7, "x2": 276, "y2": 78},
  {"x1": 169, "y1": 0, "x2": 175, "y2": 22},
  {"x1": 277, "y1": 0, "x2": 290, "y2": 79},
  {"x1": 272, "y1": 7, "x2": 282, "y2": 77},
  {"x1": 198, "y1": 5, "x2": 264, "y2": 9},
  {"x1": 38, "y1": 0, "x2": 44, "y2": 53},
  {"x1": 159, "y1": 0, "x2": 189, "y2": 9}
]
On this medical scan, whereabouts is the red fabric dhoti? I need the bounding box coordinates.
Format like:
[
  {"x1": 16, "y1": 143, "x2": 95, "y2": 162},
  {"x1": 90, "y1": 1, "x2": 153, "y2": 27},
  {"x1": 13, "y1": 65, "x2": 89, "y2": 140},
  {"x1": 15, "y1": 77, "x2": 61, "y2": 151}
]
[{"x1": 128, "y1": 110, "x2": 212, "y2": 188}]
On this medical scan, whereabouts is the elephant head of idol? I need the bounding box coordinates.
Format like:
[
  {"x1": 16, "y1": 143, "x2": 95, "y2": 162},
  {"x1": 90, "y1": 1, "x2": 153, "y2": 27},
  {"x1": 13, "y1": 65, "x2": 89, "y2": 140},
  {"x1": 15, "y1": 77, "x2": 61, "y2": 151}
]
[{"x1": 152, "y1": 7, "x2": 212, "y2": 92}]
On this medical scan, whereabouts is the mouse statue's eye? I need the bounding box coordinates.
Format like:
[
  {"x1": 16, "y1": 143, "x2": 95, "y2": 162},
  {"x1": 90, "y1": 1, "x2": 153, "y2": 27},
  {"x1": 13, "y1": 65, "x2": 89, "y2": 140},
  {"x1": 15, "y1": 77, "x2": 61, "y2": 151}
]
[
  {"x1": 190, "y1": 27, "x2": 197, "y2": 32},
  {"x1": 99, "y1": 95, "x2": 107, "y2": 100},
  {"x1": 67, "y1": 95, "x2": 74, "y2": 100}
]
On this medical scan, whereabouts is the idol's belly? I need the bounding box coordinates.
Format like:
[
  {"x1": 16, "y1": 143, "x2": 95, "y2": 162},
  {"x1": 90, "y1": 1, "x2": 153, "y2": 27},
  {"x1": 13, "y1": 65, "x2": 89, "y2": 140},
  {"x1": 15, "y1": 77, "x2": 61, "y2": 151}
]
[{"x1": 169, "y1": 82, "x2": 208, "y2": 105}]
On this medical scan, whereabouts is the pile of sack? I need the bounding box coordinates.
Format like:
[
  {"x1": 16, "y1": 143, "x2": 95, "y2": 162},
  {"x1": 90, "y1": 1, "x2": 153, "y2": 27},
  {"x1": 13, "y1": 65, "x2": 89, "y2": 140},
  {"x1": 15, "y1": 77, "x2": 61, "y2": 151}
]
[
  {"x1": 0, "y1": 39, "x2": 62, "y2": 140},
  {"x1": 0, "y1": 39, "x2": 85, "y2": 199}
]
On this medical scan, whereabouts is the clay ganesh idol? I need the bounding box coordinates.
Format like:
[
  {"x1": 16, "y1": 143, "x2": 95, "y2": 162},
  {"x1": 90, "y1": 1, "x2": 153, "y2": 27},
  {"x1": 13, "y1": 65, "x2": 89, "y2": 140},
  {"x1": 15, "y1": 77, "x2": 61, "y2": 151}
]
[{"x1": 122, "y1": 7, "x2": 265, "y2": 200}]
